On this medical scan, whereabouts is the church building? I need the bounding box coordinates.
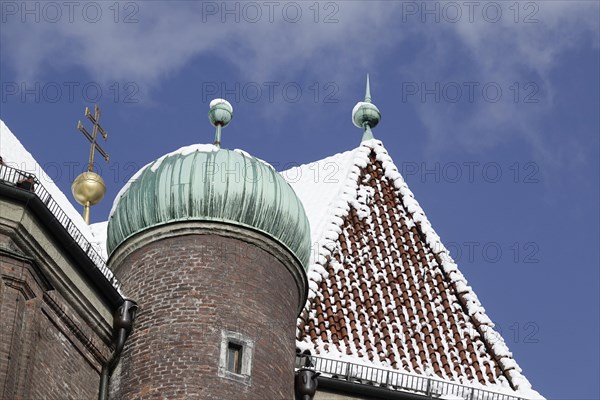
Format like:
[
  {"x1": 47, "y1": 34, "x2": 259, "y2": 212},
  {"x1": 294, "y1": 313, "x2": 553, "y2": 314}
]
[{"x1": 0, "y1": 79, "x2": 542, "y2": 399}]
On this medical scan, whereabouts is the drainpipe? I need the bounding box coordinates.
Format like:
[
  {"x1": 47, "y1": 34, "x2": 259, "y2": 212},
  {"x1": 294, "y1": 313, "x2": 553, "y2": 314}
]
[
  {"x1": 295, "y1": 368, "x2": 320, "y2": 400},
  {"x1": 98, "y1": 299, "x2": 138, "y2": 400}
]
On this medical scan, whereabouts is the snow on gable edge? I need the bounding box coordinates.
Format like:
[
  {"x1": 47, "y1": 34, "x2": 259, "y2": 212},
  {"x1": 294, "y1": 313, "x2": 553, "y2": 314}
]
[
  {"x1": 369, "y1": 140, "x2": 540, "y2": 397},
  {"x1": 292, "y1": 139, "x2": 541, "y2": 398}
]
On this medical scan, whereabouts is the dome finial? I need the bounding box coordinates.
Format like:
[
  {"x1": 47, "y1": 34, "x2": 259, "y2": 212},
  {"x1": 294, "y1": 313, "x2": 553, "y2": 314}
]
[
  {"x1": 72, "y1": 104, "x2": 109, "y2": 224},
  {"x1": 352, "y1": 74, "x2": 381, "y2": 142},
  {"x1": 365, "y1": 73, "x2": 372, "y2": 103},
  {"x1": 208, "y1": 99, "x2": 233, "y2": 148}
]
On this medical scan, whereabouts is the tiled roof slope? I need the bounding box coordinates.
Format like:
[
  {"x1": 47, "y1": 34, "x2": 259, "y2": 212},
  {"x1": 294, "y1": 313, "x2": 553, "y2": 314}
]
[{"x1": 284, "y1": 139, "x2": 539, "y2": 397}]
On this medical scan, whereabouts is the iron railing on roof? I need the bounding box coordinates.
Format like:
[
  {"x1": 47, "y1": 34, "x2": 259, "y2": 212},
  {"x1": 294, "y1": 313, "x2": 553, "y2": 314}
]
[
  {"x1": 0, "y1": 164, "x2": 121, "y2": 291},
  {"x1": 296, "y1": 354, "x2": 525, "y2": 400}
]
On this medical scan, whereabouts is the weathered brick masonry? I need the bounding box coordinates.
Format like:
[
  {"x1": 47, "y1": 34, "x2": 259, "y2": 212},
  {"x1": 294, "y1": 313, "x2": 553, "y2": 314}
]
[
  {"x1": 0, "y1": 253, "x2": 110, "y2": 400},
  {"x1": 112, "y1": 230, "x2": 301, "y2": 399}
]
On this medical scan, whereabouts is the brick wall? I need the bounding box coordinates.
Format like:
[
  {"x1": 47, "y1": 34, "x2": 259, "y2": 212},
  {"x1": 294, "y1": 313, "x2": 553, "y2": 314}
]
[
  {"x1": 113, "y1": 232, "x2": 301, "y2": 399},
  {"x1": 0, "y1": 253, "x2": 110, "y2": 400}
]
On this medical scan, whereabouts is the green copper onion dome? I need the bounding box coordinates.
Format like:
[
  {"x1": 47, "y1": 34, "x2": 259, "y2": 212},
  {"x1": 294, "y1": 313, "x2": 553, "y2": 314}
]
[
  {"x1": 107, "y1": 99, "x2": 311, "y2": 268},
  {"x1": 106, "y1": 144, "x2": 311, "y2": 268}
]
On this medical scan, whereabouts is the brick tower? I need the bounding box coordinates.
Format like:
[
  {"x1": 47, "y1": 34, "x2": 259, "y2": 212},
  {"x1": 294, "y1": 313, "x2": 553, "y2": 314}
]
[{"x1": 106, "y1": 100, "x2": 310, "y2": 399}]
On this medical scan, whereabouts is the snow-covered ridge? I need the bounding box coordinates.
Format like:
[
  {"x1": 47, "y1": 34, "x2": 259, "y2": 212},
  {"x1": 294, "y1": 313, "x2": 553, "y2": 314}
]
[
  {"x1": 0, "y1": 120, "x2": 120, "y2": 291},
  {"x1": 0, "y1": 120, "x2": 97, "y2": 245}
]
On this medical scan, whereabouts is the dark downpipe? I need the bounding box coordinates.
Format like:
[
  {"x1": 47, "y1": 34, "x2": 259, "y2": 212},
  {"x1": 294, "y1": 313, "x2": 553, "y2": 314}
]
[
  {"x1": 98, "y1": 299, "x2": 138, "y2": 400},
  {"x1": 295, "y1": 368, "x2": 320, "y2": 400}
]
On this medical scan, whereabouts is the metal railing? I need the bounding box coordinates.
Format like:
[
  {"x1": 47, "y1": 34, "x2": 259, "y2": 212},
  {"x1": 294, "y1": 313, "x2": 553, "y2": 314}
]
[
  {"x1": 296, "y1": 354, "x2": 526, "y2": 400},
  {"x1": 0, "y1": 164, "x2": 121, "y2": 292}
]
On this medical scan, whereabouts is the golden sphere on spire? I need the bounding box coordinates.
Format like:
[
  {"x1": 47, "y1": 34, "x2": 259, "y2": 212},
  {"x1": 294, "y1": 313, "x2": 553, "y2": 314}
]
[{"x1": 71, "y1": 171, "x2": 106, "y2": 206}]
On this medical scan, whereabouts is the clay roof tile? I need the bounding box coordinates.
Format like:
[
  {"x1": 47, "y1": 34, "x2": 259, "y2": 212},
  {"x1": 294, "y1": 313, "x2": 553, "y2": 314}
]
[{"x1": 290, "y1": 143, "x2": 535, "y2": 393}]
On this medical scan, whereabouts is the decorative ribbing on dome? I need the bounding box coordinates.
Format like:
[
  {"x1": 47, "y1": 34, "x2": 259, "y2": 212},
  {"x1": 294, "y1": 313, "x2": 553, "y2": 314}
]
[{"x1": 107, "y1": 146, "x2": 311, "y2": 268}]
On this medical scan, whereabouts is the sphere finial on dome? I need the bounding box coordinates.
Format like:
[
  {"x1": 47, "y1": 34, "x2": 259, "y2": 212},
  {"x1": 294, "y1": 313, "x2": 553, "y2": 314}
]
[
  {"x1": 352, "y1": 74, "x2": 381, "y2": 142},
  {"x1": 208, "y1": 98, "x2": 233, "y2": 148},
  {"x1": 72, "y1": 171, "x2": 106, "y2": 224}
]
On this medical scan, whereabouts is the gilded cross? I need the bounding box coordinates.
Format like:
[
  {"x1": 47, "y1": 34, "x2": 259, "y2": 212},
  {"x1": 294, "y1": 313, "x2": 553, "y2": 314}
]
[{"x1": 77, "y1": 105, "x2": 109, "y2": 171}]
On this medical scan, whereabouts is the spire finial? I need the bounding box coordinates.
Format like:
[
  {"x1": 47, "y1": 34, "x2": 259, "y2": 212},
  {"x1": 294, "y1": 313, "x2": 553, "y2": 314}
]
[
  {"x1": 365, "y1": 73, "x2": 372, "y2": 103},
  {"x1": 208, "y1": 99, "x2": 233, "y2": 148},
  {"x1": 352, "y1": 74, "x2": 381, "y2": 142}
]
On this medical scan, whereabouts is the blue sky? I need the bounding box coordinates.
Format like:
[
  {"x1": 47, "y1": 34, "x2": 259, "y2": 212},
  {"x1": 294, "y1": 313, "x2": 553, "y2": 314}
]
[{"x1": 1, "y1": 1, "x2": 598, "y2": 398}]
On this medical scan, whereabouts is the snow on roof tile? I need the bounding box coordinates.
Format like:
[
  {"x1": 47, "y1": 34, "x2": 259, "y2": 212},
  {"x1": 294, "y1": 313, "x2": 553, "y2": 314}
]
[{"x1": 283, "y1": 139, "x2": 541, "y2": 398}]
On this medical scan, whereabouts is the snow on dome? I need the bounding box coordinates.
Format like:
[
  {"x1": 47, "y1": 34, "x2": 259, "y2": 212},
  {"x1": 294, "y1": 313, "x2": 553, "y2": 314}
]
[
  {"x1": 233, "y1": 148, "x2": 275, "y2": 171},
  {"x1": 150, "y1": 143, "x2": 219, "y2": 172},
  {"x1": 209, "y1": 98, "x2": 233, "y2": 113},
  {"x1": 351, "y1": 101, "x2": 370, "y2": 120},
  {"x1": 109, "y1": 143, "x2": 219, "y2": 218},
  {"x1": 107, "y1": 145, "x2": 311, "y2": 268}
]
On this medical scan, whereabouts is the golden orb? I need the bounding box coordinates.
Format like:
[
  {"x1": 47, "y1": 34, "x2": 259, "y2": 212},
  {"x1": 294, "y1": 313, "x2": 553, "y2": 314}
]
[{"x1": 71, "y1": 171, "x2": 106, "y2": 206}]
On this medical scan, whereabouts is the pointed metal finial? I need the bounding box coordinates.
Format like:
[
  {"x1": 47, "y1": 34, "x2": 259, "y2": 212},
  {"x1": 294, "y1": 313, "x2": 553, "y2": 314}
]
[
  {"x1": 208, "y1": 98, "x2": 233, "y2": 148},
  {"x1": 352, "y1": 74, "x2": 381, "y2": 142}
]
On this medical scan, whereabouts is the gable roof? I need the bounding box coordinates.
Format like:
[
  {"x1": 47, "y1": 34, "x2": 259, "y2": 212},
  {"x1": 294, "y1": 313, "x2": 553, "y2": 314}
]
[{"x1": 283, "y1": 139, "x2": 540, "y2": 398}]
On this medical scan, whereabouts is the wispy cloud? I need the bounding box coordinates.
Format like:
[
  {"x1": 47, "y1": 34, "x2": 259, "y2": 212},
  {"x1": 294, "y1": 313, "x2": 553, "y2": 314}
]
[
  {"x1": 2, "y1": 1, "x2": 598, "y2": 166},
  {"x1": 406, "y1": 1, "x2": 598, "y2": 167},
  {"x1": 1, "y1": 2, "x2": 402, "y2": 83}
]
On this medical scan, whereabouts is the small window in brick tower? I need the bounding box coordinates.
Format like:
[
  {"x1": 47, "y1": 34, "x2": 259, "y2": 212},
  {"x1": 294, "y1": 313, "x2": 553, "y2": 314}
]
[
  {"x1": 219, "y1": 330, "x2": 254, "y2": 385},
  {"x1": 227, "y1": 342, "x2": 243, "y2": 374}
]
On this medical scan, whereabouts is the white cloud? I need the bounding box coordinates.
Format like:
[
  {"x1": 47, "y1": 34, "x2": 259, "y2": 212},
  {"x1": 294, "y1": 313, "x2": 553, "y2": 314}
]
[
  {"x1": 1, "y1": 1, "x2": 597, "y2": 166},
  {"x1": 1, "y1": 2, "x2": 403, "y2": 83},
  {"x1": 397, "y1": 1, "x2": 599, "y2": 166}
]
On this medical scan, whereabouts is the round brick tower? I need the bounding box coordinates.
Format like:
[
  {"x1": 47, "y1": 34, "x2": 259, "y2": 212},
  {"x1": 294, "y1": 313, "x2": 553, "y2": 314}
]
[{"x1": 106, "y1": 100, "x2": 309, "y2": 399}]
